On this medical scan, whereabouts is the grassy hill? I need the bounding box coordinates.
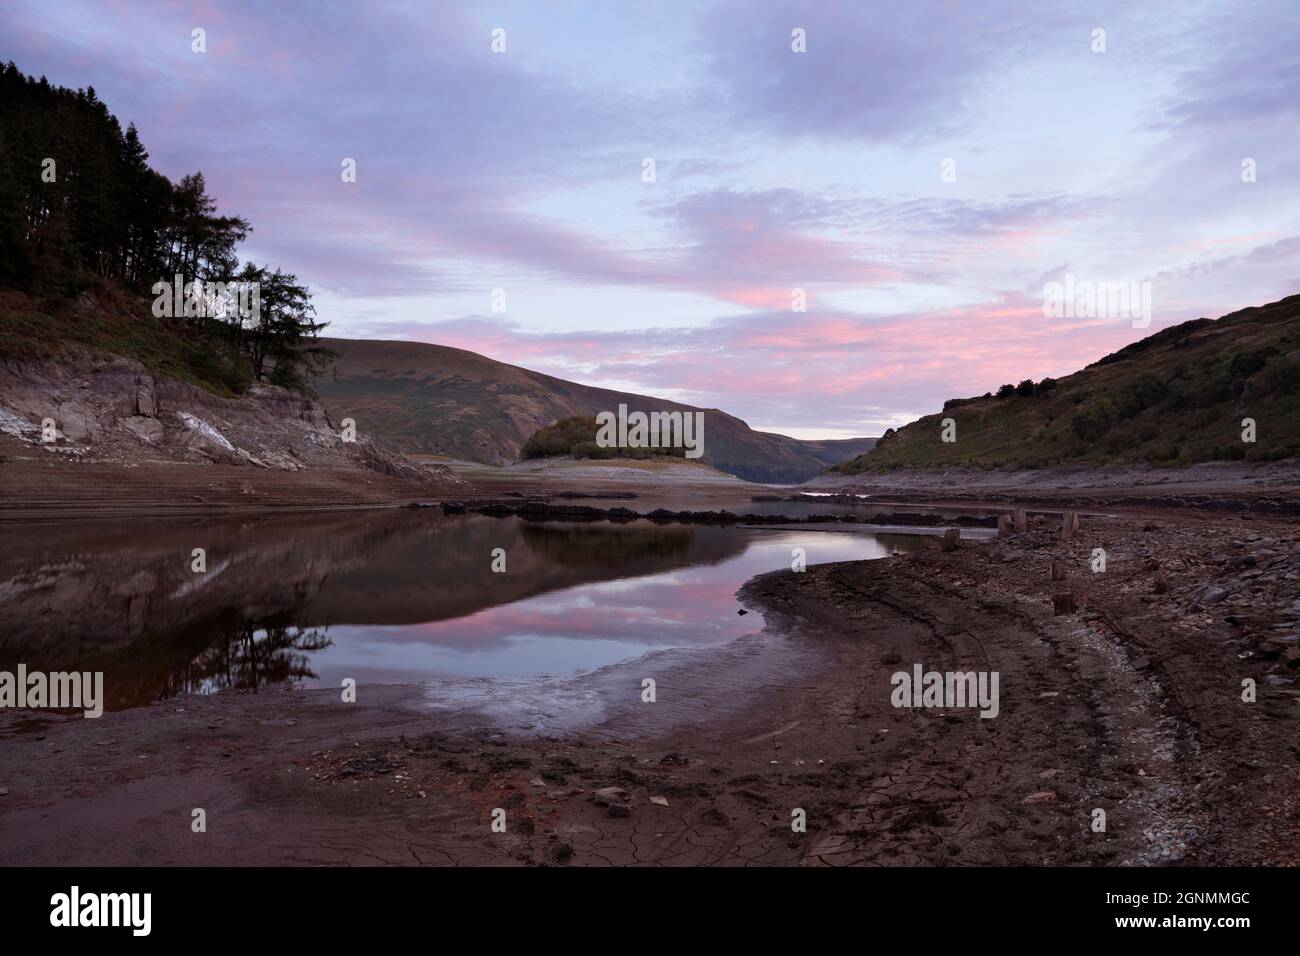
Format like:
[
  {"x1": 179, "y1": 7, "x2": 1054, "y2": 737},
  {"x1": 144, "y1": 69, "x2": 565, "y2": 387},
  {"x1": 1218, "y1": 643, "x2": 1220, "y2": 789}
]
[
  {"x1": 833, "y1": 293, "x2": 1300, "y2": 474},
  {"x1": 312, "y1": 338, "x2": 875, "y2": 483}
]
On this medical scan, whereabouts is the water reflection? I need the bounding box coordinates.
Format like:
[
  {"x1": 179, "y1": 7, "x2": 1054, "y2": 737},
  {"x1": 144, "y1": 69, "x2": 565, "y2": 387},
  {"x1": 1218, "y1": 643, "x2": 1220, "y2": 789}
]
[
  {"x1": 0, "y1": 511, "x2": 923, "y2": 711},
  {"x1": 165, "y1": 620, "x2": 332, "y2": 697}
]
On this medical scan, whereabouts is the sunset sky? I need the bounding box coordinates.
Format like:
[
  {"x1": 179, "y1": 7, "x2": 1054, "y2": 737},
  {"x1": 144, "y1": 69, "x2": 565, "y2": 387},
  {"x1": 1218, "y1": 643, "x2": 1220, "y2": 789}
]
[{"x1": 5, "y1": 0, "x2": 1298, "y2": 437}]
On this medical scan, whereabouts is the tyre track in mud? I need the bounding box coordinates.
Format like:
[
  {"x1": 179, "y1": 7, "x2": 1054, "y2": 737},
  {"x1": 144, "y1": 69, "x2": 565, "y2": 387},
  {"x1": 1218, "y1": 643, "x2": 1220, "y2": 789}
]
[{"x1": 743, "y1": 558, "x2": 1180, "y2": 866}]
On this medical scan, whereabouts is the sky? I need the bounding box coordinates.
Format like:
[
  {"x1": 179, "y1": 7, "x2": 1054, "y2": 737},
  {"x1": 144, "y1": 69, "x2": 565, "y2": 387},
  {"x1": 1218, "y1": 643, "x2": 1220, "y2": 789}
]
[{"x1": 3, "y1": 0, "x2": 1298, "y2": 438}]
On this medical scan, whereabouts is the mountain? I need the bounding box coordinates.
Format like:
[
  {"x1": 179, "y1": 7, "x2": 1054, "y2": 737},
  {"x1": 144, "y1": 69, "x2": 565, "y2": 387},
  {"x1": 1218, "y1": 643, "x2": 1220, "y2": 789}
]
[
  {"x1": 311, "y1": 338, "x2": 875, "y2": 483},
  {"x1": 832, "y1": 294, "x2": 1300, "y2": 473}
]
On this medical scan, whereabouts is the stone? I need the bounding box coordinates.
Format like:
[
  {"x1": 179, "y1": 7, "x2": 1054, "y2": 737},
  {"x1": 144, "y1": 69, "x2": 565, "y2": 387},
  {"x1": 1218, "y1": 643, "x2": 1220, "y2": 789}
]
[
  {"x1": 1022, "y1": 791, "x2": 1057, "y2": 804},
  {"x1": 135, "y1": 376, "x2": 157, "y2": 417},
  {"x1": 592, "y1": 786, "x2": 628, "y2": 807}
]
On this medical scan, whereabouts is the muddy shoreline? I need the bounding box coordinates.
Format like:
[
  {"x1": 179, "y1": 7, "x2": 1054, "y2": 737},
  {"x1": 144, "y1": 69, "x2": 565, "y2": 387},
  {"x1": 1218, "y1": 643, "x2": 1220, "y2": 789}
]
[{"x1": 1, "y1": 497, "x2": 1295, "y2": 866}]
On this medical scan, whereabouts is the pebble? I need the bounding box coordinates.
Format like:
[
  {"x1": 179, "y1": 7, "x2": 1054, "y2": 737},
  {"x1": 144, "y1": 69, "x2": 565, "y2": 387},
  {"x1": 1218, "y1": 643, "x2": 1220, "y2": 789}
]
[{"x1": 591, "y1": 786, "x2": 628, "y2": 807}]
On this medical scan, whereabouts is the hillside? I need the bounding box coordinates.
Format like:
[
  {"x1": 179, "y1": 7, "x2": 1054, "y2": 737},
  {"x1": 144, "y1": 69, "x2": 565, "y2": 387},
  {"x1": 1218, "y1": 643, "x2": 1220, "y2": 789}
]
[
  {"x1": 833, "y1": 294, "x2": 1300, "y2": 474},
  {"x1": 312, "y1": 338, "x2": 875, "y2": 483},
  {"x1": 0, "y1": 289, "x2": 458, "y2": 491}
]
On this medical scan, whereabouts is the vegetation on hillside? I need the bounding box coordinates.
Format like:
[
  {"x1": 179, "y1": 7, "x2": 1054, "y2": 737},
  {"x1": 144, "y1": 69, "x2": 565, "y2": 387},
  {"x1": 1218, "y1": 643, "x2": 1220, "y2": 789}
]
[
  {"x1": 833, "y1": 294, "x2": 1300, "y2": 473},
  {"x1": 0, "y1": 288, "x2": 253, "y2": 396},
  {"x1": 520, "y1": 416, "x2": 687, "y2": 461},
  {"x1": 0, "y1": 61, "x2": 327, "y2": 393}
]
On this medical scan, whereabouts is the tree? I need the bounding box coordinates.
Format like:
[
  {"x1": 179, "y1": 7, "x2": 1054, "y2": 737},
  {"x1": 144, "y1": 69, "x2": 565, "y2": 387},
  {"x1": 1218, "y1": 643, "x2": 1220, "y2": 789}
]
[
  {"x1": 0, "y1": 61, "x2": 323, "y2": 394},
  {"x1": 240, "y1": 264, "x2": 330, "y2": 388}
]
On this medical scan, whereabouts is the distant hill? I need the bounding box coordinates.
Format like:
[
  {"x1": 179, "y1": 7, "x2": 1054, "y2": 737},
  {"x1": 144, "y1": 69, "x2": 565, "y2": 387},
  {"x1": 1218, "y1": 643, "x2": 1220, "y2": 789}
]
[
  {"x1": 832, "y1": 294, "x2": 1300, "y2": 474},
  {"x1": 312, "y1": 338, "x2": 875, "y2": 483}
]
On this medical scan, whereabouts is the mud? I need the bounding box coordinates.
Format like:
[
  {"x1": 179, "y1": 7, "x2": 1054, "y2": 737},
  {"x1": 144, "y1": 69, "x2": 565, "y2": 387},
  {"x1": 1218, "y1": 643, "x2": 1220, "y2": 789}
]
[{"x1": 2, "y1": 506, "x2": 1294, "y2": 866}]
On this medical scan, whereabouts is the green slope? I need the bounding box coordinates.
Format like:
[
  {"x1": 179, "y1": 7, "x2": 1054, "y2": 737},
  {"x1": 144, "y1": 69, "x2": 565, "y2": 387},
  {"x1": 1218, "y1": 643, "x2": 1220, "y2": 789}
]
[{"x1": 833, "y1": 293, "x2": 1300, "y2": 473}]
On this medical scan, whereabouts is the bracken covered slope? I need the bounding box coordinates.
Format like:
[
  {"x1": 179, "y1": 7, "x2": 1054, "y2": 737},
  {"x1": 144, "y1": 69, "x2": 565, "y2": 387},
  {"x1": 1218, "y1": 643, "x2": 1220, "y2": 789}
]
[
  {"x1": 834, "y1": 294, "x2": 1300, "y2": 473},
  {"x1": 313, "y1": 337, "x2": 875, "y2": 483}
]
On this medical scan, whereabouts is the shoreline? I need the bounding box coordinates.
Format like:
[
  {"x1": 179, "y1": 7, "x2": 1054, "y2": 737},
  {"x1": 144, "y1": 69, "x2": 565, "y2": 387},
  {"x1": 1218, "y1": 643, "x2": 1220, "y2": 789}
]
[{"x1": 2, "y1": 500, "x2": 1295, "y2": 865}]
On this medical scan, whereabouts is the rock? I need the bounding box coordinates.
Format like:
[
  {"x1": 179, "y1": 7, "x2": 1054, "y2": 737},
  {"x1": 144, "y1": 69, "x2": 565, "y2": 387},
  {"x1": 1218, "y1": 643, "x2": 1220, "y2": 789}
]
[
  {"x1": 606, "y1": 802, "x2": 632, "y2": 818},
  {"x1": 658, "y1": 752, "x2": 688, "y2": 766},
  {"x1": 120, "y1": 416, "x2": 164, "y2": 444},
  {"x1": 649, "y1": 795, "x2": 669, "y2": 806},
  {"x1": 737, "y1": 608, "x2": 748, "y2": 615},
  {"x1": 1022, "y1": 791, "x2": 1057, "y2": 804},
  {"x1": 1013, "y1": 509, "x2": 1028, "y2": 533},
  {"x1": 591, "y1": 786, "x2": 629, "y2": 807},
  {"x1": 1203, "y1": 586, "x2": 1230, "y2": 605},
  {"x1": 1284, "y1": 647, "x2": 1300, "y2": 667},
  {"x1": 0, "y1": 787, "x2": 8, "y2": 796},
  {"x1": 135, "y1": 376, "x2": 157, "y2": 417}
]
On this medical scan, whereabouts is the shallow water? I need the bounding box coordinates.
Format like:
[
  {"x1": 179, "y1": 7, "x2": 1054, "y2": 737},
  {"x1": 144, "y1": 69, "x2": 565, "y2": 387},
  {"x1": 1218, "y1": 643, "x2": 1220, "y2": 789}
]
[{"x1": 0, "y1": 511, "x2": 932, "y2": 713}]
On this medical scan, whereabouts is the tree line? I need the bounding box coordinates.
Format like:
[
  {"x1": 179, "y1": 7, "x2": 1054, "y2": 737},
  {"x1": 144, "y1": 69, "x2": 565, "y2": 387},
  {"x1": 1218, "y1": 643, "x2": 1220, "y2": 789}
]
[{"x1": 0, "y1": 61, "x2": 326, "y2": 390}]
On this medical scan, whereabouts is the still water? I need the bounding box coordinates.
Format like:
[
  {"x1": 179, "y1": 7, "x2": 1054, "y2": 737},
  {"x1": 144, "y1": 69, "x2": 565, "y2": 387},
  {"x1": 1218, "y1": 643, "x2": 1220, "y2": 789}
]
[{"x1": 0, "y1": 511, "x2": 928, "y2": 713}]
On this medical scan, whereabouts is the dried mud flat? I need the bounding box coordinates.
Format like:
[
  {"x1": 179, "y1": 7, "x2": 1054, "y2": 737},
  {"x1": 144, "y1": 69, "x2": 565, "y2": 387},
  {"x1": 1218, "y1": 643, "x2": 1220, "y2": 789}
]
[{"x1": 1, "y1": 506, "x2": 1297, "y2": 867}]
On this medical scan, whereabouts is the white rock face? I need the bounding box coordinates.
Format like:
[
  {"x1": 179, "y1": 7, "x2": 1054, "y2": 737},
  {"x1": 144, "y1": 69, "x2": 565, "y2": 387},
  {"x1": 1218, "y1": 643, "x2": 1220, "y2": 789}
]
[
  {"x1": 176, "y1": 412, "x2": 236, "y2": 451},
  {"x1": 0, "y1": 406, "x2": 40, "y2": 441}
]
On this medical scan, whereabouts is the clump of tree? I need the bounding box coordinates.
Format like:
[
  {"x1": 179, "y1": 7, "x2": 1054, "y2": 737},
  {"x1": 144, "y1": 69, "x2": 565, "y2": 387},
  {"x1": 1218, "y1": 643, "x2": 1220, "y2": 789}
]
[
  {"x1": 995, "y1": 377, "x2": 1057, "y2": 398},
  {"x1": 0, "y1": 61, "x2": 326, "y2": 392},
  {"x1": 521, "y1": 415, "x2": 686, "y2": 461}
]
